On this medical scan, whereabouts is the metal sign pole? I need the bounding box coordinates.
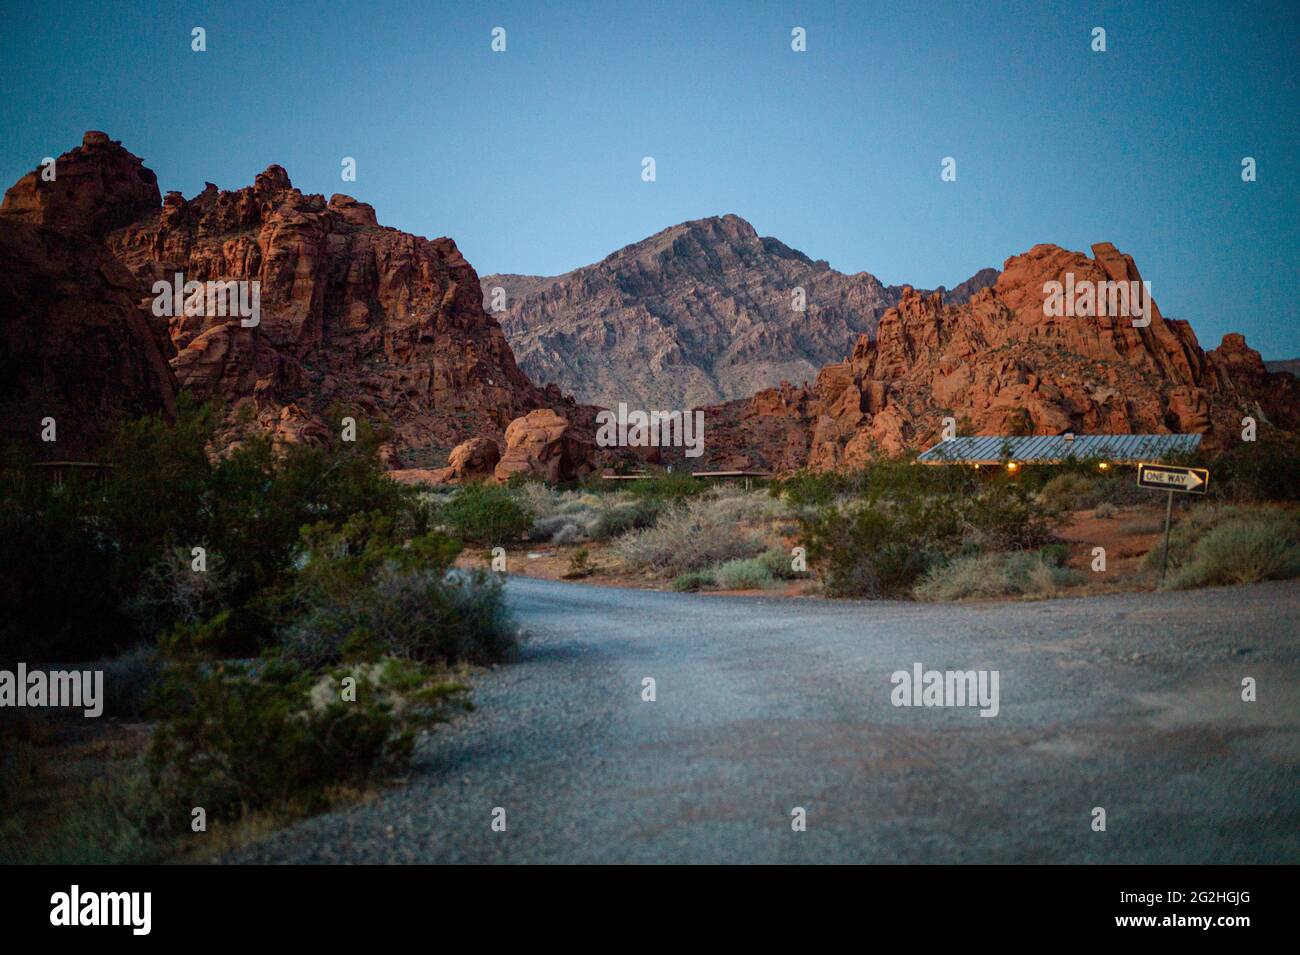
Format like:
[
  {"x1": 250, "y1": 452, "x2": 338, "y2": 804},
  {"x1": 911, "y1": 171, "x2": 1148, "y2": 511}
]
[{"x1": 1160, "y1": 489, "x2": 1174, "y2": 585}]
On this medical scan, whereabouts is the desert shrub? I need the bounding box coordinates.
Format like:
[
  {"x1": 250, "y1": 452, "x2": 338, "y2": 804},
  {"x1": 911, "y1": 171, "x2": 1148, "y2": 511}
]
[
  {"x1": 799, "y1": 476, "x2": 1060, "y2": 598},
  {"x1": 714, "y1": 558, "x2": 774, "y2": 590},
  {"x1": 564, "y1": 548, "x2": 593, "y2": 578},
  {"x1": 804, "y1": 507, "x2": 935, "y2": 598},
  {"x1": 672, "y1": 571, "x2": 715, "y2": 592},
  {"x1": 1040, "y1": 472, "x2": 1100, "y2": 510},
  {"x1": 0, "y1": 754, "x2": 170, "y2": 864},
  {"x1": 125, "y1": 546, "x2": 233, "y2": 640},
  {"x1": 1122, "y1": 515, "x2": 1167, "y2": 535},
  {"x1": 1094, "y1": 501, "x2": 1117, "y2": 519},
  {"x1": 274, "y1": 515, "x2": 513, "y2": 669},
  {"x1": 514, "y1": 481, "x2": 561, "y2": 520},
  {"x1": 626, "y1": 471, "x2": 704, "y2": 501},
  {"x1": 587, "y1": 498, "x2": 663, "y2": 540},
  {"x1": 1209, "y1": 435, "x2": 1300, "y2": 502},
  {"x1": 915, "y1": 549, "x2": 1085, "y2": 601},
  {"x1": 97, "y1": 645, "x2": 163, "y2": 719},
  {"x1": 1142, "y1": 504, "x2": 1242, "y2": 572},
  {"x1": 550, "y1": 522, "x2": 584, "y2": 545},
  {"x1": 758, "y1": 546, "x2": 805, "y2": 580},
  {"x1": 437, "y1": 483, "x2": 533, "y2": 544},
  {"x1": 772, "y1": 471, "x2": 842, "y2": 508},
  {"x1": 1, "y1": 395, "x2": 415, "y2": 661},
  {"x1": 615, "y1": 495, "x2": 767, "y2": 576},
  {"x1": 1161, "y1": 510, "x2": 1300, "y2": 589},
  {"x1": 147, "y1": 656, "x2": 467, "y2": 821}
]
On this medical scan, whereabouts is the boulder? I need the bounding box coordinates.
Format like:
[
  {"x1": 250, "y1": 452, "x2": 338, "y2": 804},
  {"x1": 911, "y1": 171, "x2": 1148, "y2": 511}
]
[{"x1": 494, "y1": 409, "x2": 594, "y2": 483}]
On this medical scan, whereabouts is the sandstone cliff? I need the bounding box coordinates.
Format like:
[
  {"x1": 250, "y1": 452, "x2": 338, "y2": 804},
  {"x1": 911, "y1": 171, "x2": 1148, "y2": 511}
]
[
  {"x1": 690, "y1": 242, "x2": 1298, "y2": 471},
  {"x1": 0, "y1": 133, "x2": 177, "y2": 459},
  {"x1": 3, "y1": 131, "x2": 589, "y2": 467}
]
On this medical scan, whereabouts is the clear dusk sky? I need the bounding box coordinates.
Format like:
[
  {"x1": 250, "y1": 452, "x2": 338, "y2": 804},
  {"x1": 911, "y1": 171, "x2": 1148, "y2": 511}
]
[{"x1": 1, "y1": 0, "x2": 1297, "y2": 356}]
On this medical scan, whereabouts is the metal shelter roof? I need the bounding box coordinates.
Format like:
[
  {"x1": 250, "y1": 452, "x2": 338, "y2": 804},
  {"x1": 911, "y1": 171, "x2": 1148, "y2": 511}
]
[{"x1": 916, "y1": 433, "x2": 1202, "y2": 465}]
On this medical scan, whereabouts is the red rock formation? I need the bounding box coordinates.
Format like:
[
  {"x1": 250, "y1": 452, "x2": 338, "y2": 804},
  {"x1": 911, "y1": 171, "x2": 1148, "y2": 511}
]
[
  {"x1": 494, "y1": 409, "x2": 595, "y2": 483},
  {"x1": 1, "y1": 132, "x2": 160, "y2": 237},
  {"x1": 390, "y1": 435, "x2": 502, "y2": 486},
  {"x1": 0, "y1": 132, "x2": 609, "y2": 475},
  {"x1": 0, "y1": 217, "x2": 177, "y2": 458},
  {"x1": 105, "y1": 166, "x2": 580, "y2": 464},
  {"x1": 691, "y1": 243, "x2": 1299, "y2": 471}
]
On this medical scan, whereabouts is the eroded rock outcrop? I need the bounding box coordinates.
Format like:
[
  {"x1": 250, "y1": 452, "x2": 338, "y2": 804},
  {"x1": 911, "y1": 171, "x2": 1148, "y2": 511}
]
[
  {"x1": 689, "y1": 242, "x2": 1298, "y2": 471},
  {"x1": 0, "y1": 217, "x2": 177, "y2": 458},
  {"x1": 1, "y1": 132, "x2": 161, "y2": 237},
  {"x1": 493, "y1": 409, "x2": 595, "y2": 483}
]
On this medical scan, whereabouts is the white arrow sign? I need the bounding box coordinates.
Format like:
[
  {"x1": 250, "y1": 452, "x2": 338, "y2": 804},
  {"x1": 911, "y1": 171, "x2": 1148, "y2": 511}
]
[{"x1": 1137, "y1": 464, "x2": 1209, "y2": 494}]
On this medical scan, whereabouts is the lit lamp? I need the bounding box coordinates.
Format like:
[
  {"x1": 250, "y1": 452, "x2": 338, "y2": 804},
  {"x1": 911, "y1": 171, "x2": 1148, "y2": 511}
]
[
  {"x1": 1005, "y1": 461, "x2": 1018, "y2": 473},
  {"x1": 1098, "y1": 461, "x2": 1109, "y2": 471}
]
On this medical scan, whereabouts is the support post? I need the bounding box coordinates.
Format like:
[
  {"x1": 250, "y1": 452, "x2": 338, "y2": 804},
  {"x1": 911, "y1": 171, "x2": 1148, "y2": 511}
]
[{"x1": 1160, "y1": 489, "x2": 1174, "y2": 585}]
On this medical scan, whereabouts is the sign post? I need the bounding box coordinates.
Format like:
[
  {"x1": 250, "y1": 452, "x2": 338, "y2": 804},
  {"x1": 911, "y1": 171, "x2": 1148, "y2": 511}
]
[{"x1": 1136, "y1": 464, "x2": 1210, "y2": 584}]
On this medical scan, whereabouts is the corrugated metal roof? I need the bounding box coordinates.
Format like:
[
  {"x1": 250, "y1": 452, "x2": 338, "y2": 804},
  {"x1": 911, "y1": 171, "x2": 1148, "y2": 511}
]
[{"x1": 917, "y1": 433, "x2": 1201, "y2": 464}]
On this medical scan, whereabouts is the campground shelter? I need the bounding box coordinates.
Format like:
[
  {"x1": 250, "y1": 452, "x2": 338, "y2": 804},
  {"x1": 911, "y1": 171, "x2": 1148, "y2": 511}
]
[{"x1": 916, "y1": 433, "x2": 1202, "y2": 468}]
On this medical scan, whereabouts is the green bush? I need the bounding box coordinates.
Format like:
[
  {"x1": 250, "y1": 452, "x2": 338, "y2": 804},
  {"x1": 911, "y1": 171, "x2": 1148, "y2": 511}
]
[
  {"x1": 805, "y1": 507, "x2": 935, "y2": 598},
  {"x1": 714, "y1": 558, "x2": 774, "y2": 590},
  {"x1": 1039, "y1": 472, "x2": 1100, "y2": 510},
  {"x1": 0, "y1": 395, "x2": 414, "y2": 661},
  {"x1": 437, "y1": 483, "x2": 533, "y2": 544},
  {"x1": 914, "y1": 549, "x2": 1085, "y2": 601},
  {"x1": 625, "y1": 471, "x2": 704, "y2": 501},
  {"x1": 588, "y1": 498, "x2": 663, "y2": 540},
  {"x1": 274, "y1": 514, "x2": 513, "y2": 669},
  {"x1": 148, "y1": 656, "x2": 468, "y2": 821},
  {"x1": 672, "y1": 571, "x2": 715, "y2": 592},
  {"x1": 1208, "y1": 435, "x2": 1300, "y2": 502},
  {"x1": 1161, "y1": 510, "x2": 1300, "y2": 589},
  {"x1": 799, "y1": 477, "x2": 1060, "y2": 598},
  {"x1": 758, "y1": 546, "x2": 804, "y2": 580}
]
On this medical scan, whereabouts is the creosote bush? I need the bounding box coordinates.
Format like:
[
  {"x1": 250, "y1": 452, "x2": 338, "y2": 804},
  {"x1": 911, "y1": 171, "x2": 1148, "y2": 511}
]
[
  {"x1": 671, "y1": 570, "x2": 715, "y2": 592},
  {"x1": 436, "y1": 483, "x2": 533, "y2": 545}
]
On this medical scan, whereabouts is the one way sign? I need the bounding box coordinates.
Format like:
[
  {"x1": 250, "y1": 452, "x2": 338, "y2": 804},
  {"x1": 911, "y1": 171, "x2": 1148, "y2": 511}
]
[{"x1": 1137, "y1": 463, "x2": 1209, "y2": 494}]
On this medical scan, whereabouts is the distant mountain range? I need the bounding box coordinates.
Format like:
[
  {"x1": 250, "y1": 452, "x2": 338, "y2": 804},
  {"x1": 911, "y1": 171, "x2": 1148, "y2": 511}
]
[{"x1": 482, "y1": 214, "x2": 996, "y2": 410}]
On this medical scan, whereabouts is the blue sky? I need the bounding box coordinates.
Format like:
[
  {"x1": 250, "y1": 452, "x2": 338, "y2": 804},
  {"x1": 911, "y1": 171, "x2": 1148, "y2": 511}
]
[{"x1": 2, "y1": 0, "x2": 1297, "y2": 356}]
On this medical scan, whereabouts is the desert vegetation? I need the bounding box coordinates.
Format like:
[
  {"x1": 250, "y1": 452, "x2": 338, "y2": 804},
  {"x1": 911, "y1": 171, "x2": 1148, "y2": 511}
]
[
  {"x1": 6, "y1": 408, "x2": 1299, "y2": 862},
  {"x1": 435, "y1": 439, "x2": 1300, "y2": 604},
  {"x1": 0, "y1": 398, "x2": 515, "y2": 862}
]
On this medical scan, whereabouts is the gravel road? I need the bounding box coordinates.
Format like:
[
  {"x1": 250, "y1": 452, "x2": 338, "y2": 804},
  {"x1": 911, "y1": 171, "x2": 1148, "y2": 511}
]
[{"x1": 227, "y1": 578, "x2": 1300, "y2": 864}]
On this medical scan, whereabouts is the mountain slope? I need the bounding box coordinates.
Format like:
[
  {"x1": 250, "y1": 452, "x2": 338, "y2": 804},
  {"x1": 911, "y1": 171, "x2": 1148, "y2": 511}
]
[
  {"x1": 482, "y1": 215, "x2": 994, "y2": 409},
  {"x1": 1, "y1": 131, "x2": 587, "y2": 468}
]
